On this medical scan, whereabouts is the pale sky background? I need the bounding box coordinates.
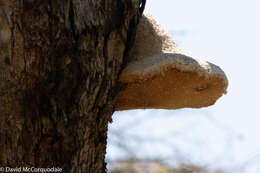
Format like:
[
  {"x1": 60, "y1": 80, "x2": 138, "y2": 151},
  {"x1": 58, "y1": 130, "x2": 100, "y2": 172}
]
[{"x1": 107, "y1": 0, "x2": 260, "y2": 172}]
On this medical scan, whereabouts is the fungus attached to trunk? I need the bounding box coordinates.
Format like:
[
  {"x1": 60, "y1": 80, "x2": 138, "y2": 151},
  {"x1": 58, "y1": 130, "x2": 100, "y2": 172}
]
[{"x1": 115, "y1": 14, "x2": 228, "y2": 110}]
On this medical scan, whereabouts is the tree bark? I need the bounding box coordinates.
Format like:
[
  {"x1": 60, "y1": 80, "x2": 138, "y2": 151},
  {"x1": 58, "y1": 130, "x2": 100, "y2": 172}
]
[{"x1": 0, "y1": 0, "x2": 143, "y2": 172}]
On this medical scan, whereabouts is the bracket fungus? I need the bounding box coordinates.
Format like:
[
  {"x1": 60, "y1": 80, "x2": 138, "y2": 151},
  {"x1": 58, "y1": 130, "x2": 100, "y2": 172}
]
[{"x1": 115, "y1": 14, "x2": 228, "y2": 110}]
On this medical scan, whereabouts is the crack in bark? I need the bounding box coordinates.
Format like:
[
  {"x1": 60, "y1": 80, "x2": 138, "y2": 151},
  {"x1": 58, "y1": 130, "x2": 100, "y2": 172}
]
[{"x1": 69, "y1": 0, "x2": 77, "y2": 40}]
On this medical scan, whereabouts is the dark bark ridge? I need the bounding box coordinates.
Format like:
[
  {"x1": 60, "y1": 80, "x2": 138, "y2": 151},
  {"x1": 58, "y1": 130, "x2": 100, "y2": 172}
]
[{"x1": 0, "y1": 0, "x2": 144, "y2": 172}]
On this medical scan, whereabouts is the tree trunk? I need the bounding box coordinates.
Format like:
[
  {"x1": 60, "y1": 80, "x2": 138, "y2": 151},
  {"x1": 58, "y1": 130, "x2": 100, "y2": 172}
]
[{"x1": 0, "y1": 0, "x2": 143, "y2": 172}]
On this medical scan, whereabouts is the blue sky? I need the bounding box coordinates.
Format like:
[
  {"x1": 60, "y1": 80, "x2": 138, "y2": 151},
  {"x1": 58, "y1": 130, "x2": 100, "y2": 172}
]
[{"x1": 107, "y1": 0, "x2": 260, "y2": 172}]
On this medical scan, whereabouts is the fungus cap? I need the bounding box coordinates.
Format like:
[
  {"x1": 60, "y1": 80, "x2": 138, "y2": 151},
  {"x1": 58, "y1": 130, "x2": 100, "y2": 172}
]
[{"x1": 115, "y1": 14, "x2": 228, "y2": 110}]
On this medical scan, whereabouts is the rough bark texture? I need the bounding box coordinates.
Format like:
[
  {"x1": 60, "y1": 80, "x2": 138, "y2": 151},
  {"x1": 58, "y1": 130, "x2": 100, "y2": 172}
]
[{"x1": 0, "y1": 0, "x2": 143, "y2": 172}]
